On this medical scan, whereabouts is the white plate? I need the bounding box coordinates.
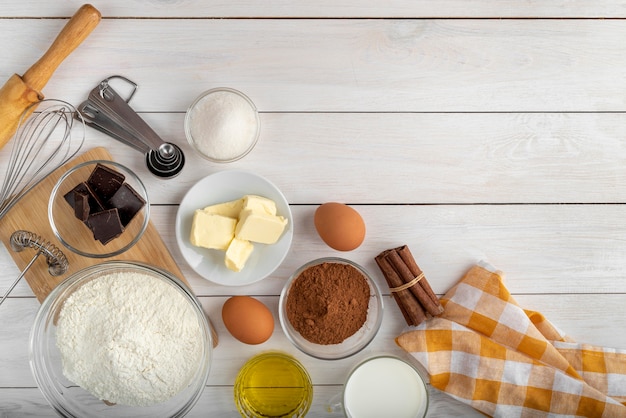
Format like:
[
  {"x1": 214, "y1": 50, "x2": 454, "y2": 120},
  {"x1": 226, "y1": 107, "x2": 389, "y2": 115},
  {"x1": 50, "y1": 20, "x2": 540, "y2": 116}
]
[{"x1": 175, "y1": 170, "x2": 293, "y2": 286}]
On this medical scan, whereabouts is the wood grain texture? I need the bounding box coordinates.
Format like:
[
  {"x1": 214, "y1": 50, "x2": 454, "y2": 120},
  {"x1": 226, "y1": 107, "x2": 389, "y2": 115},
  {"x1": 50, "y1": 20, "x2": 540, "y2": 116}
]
[
  {"x1": 3, "y1": 112, "x2": 625, "y2": 206},
  {"x1": 0, "y1": 20, "x2": 624, "y2": 112},
  {"x1": 4, "y1": 202, "x2": 626, "y2": 298},
  {"x1": 1, "y1": 2, "x2": 625, "y2": 417},
  {"x1": 0, "y1": 386, "x2": 483, "y2": 418},
  {"x1": 0, "y1": 1, "x2": 625, "y2": 18}
]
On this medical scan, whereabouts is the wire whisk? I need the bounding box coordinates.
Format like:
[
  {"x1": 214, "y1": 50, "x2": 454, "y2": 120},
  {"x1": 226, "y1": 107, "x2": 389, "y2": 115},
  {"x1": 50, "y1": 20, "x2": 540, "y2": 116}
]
[
  {"x1": 0, "y1": 99, "x2": 85, "y2": 220},
  {"x1": 0, "y1": 230, "x2": 68, "y2": 307}
]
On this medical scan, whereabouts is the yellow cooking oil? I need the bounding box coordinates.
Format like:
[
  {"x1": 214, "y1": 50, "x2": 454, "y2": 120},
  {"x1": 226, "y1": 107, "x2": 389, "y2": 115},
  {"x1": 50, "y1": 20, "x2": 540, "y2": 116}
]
[{"x1": 234, "y1": 352, "x2": 313, "y2": 418}]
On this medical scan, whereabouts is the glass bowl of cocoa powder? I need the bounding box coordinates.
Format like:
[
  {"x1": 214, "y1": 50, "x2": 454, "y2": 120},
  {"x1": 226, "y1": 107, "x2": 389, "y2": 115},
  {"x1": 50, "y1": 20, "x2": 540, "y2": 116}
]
[{"x1": 278, "y1": 257, "x2": 383, "y2": 360}]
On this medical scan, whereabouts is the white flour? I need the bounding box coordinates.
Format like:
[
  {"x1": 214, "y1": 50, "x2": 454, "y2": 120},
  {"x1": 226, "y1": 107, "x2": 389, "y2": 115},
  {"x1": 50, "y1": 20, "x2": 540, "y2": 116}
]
[{"x1": 55, "y1": 271, "x2": 205, "y2": 406}]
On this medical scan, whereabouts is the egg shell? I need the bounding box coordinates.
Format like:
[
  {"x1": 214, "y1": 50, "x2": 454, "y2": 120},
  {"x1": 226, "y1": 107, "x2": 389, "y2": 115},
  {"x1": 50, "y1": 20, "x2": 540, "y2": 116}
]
[
  {"x1": 314, "y1": 202, "x2": 366, "y2": 251},
  {"x1": 222, "y1": 296, "x2": 274, "y2": 345}
]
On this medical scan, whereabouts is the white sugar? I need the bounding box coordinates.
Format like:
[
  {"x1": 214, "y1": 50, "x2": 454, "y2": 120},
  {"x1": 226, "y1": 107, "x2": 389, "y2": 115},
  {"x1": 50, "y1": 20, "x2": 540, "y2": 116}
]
[{"x1": 188, "y1": 90, "x2": 258, "y2": 161}]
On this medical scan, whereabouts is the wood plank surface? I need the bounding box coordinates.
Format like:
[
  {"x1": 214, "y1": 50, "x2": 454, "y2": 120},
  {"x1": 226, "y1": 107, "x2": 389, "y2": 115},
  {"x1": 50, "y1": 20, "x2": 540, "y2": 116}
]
[
  {"x1": 3, "y1": 202, "x2": 626, "y2": 296},
  {"x1": 0, "y1": 203, "x2": 623, "y2": 297},
  {"x1": 1, "y1": 1, "x2": 625, "y2": 417},
  {"x1": 3, "y1": 112, "x2": 625, "y2": 206},
  {"x1": 0, "y1": 1, "x2": 625, "y2": 18},
  {"x1": 0, "y1": 20, "x2": 624, "y2": 113}
]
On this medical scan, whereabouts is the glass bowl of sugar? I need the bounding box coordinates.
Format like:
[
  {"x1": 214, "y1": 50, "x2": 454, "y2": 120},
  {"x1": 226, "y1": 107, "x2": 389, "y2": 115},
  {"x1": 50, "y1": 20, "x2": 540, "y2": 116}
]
[
  {"x1": 29, "y1": 261, "x2": 213, "y2": 417},
  {"x1": 184, "y1": 87, "x2": 260, "y2": 163}
]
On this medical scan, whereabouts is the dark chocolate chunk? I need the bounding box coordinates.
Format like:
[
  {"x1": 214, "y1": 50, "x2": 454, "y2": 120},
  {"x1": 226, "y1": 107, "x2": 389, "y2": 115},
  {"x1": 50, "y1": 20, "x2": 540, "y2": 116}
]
[
  {"x1": 87, "y1": 163, "x2": 125, "y2": 202},
  {"x1": 73, "y1": 192, "x2": 90, "y2": 222},
  {"x1": 107, "y1": 183, "x2": 146, "y2": 227},
  {"x1": 86, "y1": 208, "x2": 125, "y2": 245},
  {"x1": 63, "y1": 182, "x2": 105, "y2": 214}
]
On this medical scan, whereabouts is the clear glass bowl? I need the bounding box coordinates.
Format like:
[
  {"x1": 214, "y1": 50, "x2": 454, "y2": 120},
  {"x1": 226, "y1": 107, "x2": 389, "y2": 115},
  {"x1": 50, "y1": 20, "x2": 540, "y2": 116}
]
[
  {"x1": 331, "y1": 355, "x2": 429, "y2": 418},
  {"x1": 48, "y1": 160, "x2": 150, "y2": 258},
  {"x1": 29, "y1": 261, "x2": 213, "y2": 418},
  {"x1": 184, "y1": 87, "x2": 260, "y2": 163},
  {"x1": 234, "y1": 352, "x2": 313, "y2": 418},
  {"x1": 278, "y1": 257, "x2": 384, "y2": 360}
]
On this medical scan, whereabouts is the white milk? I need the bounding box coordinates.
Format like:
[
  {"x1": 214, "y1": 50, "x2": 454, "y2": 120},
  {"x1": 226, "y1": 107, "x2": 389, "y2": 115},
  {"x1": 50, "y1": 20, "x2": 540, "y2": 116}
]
[{"x1": 343, "y1": 356, "x2": 428, "y2": 418}]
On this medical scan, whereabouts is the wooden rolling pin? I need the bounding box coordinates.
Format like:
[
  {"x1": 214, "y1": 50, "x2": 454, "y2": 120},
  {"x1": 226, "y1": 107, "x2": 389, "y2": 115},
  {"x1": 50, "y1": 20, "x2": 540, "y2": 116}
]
[{"x1": 0, "y1": 4, "x2": 101, "y2": 149}]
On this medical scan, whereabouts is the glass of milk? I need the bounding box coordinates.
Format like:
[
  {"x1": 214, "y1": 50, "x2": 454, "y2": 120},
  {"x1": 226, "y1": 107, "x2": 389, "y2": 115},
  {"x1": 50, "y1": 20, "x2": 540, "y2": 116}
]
[{"x1": 327, "y1": 355, "x2": 429, "y2": 418}]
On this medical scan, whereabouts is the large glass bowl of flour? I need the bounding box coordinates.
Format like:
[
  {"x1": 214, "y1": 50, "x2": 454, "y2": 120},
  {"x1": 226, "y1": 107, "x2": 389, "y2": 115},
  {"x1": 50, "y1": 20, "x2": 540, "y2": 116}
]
[{"x1": 29, "y1": 261, "x2": 213, "y2": 417}]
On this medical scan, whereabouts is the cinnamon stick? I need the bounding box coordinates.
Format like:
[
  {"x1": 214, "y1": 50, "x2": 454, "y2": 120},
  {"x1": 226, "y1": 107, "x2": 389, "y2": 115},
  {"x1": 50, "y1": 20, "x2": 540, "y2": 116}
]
[
  {"x1": 396, "y1": 245, "x2": 438, "y2": 305},
  {"x1": 395, "y1": 245, "x2": 443, "y2": 314},
  {"x1": 375, "y1": 250, "x2": 426, "y2": 326},
  {"x1": 384, "y1": 250, "x2": 444, "y2": 317}
]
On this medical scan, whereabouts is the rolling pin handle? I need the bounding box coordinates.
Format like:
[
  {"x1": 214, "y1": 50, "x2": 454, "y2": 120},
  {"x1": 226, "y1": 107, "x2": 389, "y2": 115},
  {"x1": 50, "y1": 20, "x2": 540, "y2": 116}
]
[{"x1": 22, "y1": 4, "x2": 101, "y2": 92}]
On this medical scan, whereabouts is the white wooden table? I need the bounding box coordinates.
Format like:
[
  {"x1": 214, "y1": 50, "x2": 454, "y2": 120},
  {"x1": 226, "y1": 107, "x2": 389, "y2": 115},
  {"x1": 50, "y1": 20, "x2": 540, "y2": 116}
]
[{"x1": 1, "y1": 2, "x2": 626, "y2": 417}]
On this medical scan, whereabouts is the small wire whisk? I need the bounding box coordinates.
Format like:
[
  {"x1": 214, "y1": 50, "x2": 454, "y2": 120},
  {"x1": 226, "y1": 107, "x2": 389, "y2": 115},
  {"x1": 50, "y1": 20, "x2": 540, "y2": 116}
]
[
  {"x1": 0, "y1": 230, "x2": 68, "y2": 307},
  {"x1": 0, "y1": 99, "x2": 85, "y2": 220}
]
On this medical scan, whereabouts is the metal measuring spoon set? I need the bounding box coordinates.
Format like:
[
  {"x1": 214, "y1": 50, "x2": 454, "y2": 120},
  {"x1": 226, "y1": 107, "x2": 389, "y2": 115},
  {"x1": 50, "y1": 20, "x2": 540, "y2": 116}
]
[{"x1": 75, "y1": 75, "x2": 185, "y2": 179}]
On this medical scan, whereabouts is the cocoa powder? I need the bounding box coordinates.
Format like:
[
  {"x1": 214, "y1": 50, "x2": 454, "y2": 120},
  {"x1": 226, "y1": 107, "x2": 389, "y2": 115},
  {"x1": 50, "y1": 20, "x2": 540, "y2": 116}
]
[{"x1": 285, "y1": 262, "x2": 370, "y2": 345}]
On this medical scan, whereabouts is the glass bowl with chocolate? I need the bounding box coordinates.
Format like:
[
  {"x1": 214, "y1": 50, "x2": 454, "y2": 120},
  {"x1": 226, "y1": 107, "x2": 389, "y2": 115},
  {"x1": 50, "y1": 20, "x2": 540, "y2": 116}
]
[
  {"x1": 278, "y1": 257, "x2": 384, "y2": 360},
  {"x1": 49, "y1": 160, "x2": 150, "y2": 258}
]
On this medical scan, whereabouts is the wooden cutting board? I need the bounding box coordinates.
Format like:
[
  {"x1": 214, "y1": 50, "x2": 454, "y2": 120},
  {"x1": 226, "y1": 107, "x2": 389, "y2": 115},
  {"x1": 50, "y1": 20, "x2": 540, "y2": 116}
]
[{"x1": 0, "y1": 146, "x2": 218, "y2": 344}]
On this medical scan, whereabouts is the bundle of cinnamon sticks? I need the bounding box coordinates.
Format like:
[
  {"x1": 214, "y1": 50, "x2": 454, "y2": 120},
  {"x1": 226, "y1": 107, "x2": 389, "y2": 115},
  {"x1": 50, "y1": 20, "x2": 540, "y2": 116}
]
[{"x1": 375, "y1": 245, "x2": 443, "y2": 326}]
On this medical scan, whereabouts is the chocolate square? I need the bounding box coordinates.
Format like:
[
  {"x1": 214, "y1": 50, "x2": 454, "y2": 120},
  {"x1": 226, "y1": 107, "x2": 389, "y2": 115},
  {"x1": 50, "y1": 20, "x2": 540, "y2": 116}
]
[
  {"x1": 73, "y1": 191, "x2": 90, "y2": 222},
  {"x1": 107, "y1": 183, "x2": 146, "y2": 227},
  {"x1": 87, "y1": 163, "x2": 125, "y2": 202},
  {"x1": 63, "y1": 182, "x2": 104, "y2": 214},
  {"x1": 86, "y1": 208, "x2": 125, "y2": 245}
]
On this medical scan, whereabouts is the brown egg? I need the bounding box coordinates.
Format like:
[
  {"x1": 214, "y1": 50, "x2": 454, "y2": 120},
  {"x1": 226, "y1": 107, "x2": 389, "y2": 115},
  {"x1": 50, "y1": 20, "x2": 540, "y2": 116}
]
[
  {"x1": 222, "y1": 296, "x2": 274, "y2": 345},
  {"x1": 314, "y1": 202, "x2": 366, "y2": 251}
]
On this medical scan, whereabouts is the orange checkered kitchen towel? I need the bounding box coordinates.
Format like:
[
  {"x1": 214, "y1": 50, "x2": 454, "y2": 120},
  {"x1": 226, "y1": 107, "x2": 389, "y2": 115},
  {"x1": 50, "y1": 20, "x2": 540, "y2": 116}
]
[{"x1": 396, "y1": 263, "x2": 626, "y2": 417}]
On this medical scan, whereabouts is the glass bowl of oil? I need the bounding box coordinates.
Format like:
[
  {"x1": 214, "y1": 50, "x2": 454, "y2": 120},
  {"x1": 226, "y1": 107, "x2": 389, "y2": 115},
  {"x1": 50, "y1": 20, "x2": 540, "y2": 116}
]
[{"x1": 234, "y1": 352, "x2": 312, "y2": 418}]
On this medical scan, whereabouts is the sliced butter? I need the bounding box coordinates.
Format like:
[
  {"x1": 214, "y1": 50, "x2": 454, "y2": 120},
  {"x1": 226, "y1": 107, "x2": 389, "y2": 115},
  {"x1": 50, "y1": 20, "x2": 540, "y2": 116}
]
[
  {"x1": 203, "y1": 198, "x2": 243, "y2": 218},
  {"x1": 225, "y1": 238, "x2": 254, "y2": 272},
  {"x1": 242, "y1": 195, "x2": 277, "y2": 215},
  {"x1": 235, "y1": 209, "x2": 288, "y2": 244},
  {"x1": 190, "y1": 210, "x2": 236, "y2": 250}
]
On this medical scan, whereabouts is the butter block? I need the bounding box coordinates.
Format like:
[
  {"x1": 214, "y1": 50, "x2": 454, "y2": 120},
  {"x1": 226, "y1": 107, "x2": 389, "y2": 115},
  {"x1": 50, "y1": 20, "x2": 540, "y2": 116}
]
[
  {"x1": 224, "y1": 238, "x2": 254, "y2": 272},
  {"x1": 235, "y1": 209, "x2": 288, "y2": 244},
  {"x1": 190, "y1": 210, "x2": 236, "y2": 250},
  {"x1": 242, "y1": 195, "x2": 277, "y2": 216},
  {"x1": 203, "y1": 198, "x2": 243, "y2": 218}
]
